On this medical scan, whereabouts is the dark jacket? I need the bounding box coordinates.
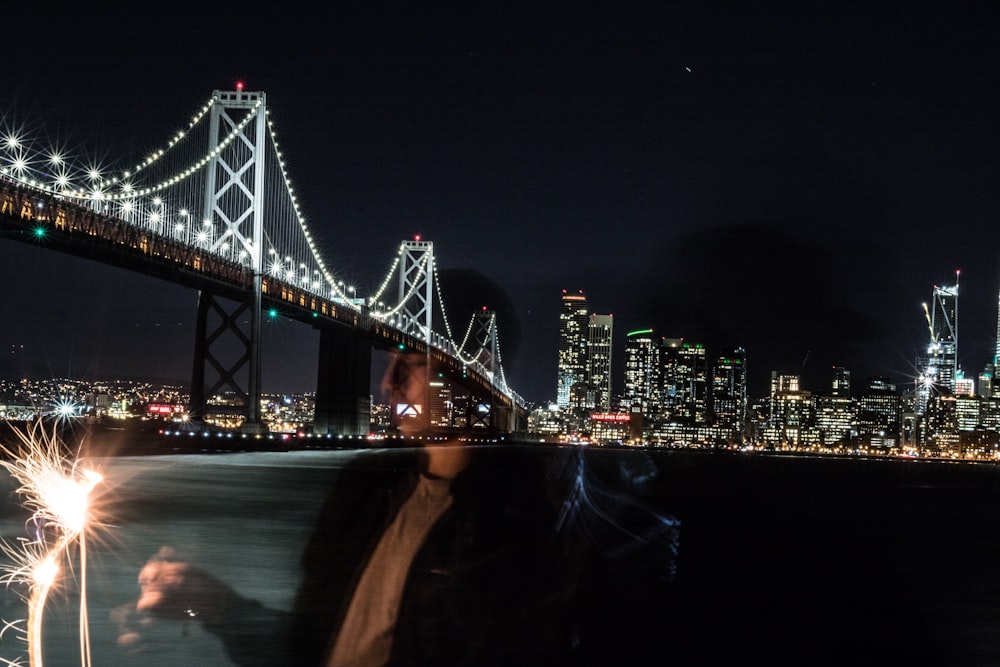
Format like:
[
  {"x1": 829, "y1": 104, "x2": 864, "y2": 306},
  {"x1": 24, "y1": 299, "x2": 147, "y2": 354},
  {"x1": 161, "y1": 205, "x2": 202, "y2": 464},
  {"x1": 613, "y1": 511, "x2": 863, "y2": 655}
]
[
  {"x1": 289, "y1": 445, "x2": 572, "y2": 666},
  {"x1": 208, "y1": 445, "x2": 680, "y2": 666}
]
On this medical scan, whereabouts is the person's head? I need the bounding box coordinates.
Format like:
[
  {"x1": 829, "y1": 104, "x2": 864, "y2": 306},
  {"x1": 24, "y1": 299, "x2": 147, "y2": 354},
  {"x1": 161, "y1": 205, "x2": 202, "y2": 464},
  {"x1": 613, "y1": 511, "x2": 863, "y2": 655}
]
[
  {"x1": 381, "y1": 350, "x2": 472, "y2": 476},
  {"x1": 382, "y1": 351, "x2": 431, "y2": 438}
]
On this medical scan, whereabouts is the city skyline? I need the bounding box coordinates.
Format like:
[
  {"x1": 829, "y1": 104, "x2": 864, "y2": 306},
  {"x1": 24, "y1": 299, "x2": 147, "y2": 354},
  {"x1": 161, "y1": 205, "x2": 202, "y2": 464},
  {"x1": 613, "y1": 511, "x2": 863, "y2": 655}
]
[{"x1": 3, "y1": 5, "x2": 1000, "y2": 405}]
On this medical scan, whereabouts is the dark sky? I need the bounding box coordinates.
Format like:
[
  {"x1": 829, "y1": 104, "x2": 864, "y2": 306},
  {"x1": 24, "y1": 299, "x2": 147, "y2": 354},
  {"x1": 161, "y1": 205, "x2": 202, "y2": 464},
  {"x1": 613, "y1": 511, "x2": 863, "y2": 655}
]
[{"x1": 3, "y1": 3, "x2": 1000, "y2": 403}]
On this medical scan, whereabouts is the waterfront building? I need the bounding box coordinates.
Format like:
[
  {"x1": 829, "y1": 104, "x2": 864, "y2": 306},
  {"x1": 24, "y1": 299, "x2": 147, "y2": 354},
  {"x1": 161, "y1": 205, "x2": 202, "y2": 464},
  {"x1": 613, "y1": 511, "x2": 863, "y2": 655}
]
[
  {"x1": 956, "y1": 394, "x2": 980, "y2": 432},
  {"x1": 996, "y1": 285, "x2": 1000, "y2": 364},
  {"x1": 589, "y1": 412, "x2": 630, "y2": 444},
  {"x1": 766, "y1": 372, "x2": 813, "y2": 447},
  {"x1": 526, "y1": 404, "x2": 563, "y2": 437},
  {"x1": 624, "y1": 329, "x2": 659, "y2": 415},
  {"x1": 855, "y1": 377, "x2": 902, "y2": 450},
  {"x1": 658, "y1": 338, "x2": 685, "y2": 421},
  {"x1": 815, "y1": 368, "x2": 852, "y2": 448},
  {"x1": 980, "y1": 396, "x2": 1000, "y2": 433},
  {"x1": 661, "y1": 340, "x2": 708, "y2": 424},
  {"x1": 557, "y1": 290, "x2": 589, "y2": 408},
  {"x1": 922, "y1": 390, "x2": 959, "y2": 454},
  {"x1": 587, "y1": 313, "x2": 614, "y2": 411},
  {"x1": 711, "y1": 347, "x2": 748, "y2": 441}
]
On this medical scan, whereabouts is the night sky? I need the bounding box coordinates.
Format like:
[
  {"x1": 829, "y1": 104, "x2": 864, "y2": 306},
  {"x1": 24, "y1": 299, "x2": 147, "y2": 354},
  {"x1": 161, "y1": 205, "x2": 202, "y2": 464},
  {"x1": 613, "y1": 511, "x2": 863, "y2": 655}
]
[{"x1": 3, "y1": 3, "x2": 1000, "y2": 404}]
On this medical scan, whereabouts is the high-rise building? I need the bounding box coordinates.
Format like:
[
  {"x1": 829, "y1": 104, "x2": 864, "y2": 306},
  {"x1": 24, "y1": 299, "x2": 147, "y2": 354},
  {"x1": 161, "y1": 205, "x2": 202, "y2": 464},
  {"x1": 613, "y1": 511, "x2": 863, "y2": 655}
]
[
  {"x1": 917, "y1": 274, "x2": 959, "y2": 414},
  {"x1": 995, "y1": 285, "x2": 1000, "y2": 365},
  {"x1": 624, "y1": 329, "x2": 659, "y2": 414},
  {"x1": 659, "y1": 338, "x2": 685, "y2": 420},
  {"x1": 587, "y1": 313, "x2": 614, "y2": 411},
  {"x1": 766, "y1": 372, "x2": 812, "y2": 447},
  {"x1": 557, "y1": 290, "x2": 588, "y2": 408},
  {"x1": 815, "y1": 366, "x2": 852, "y2": 447},
  {"x1": 830, "y1": 366, "x2": 851, "y2": 398},
  {"x1": 982, "y1": 286, "x2": 1000, "y2": 400},
  {"x1": 855, "y1": 377, "x2": 902, "y2": 450},
  {"x1": 711, "y1": 347, "x2": 748, "y2": 437},
  {"x1": 663, "y1": 340, "x2": 708, "y2": 424}
]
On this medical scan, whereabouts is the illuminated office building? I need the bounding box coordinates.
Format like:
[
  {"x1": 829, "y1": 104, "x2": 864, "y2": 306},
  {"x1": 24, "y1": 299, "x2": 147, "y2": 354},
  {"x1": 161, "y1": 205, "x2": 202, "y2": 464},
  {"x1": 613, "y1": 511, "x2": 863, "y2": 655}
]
[
  {"x1": 815, "y1": 366, "x2": 852, "y2": 446},
  {"x1": 982, "y1": 289, "x2": 1000, "y2": 400},
  {"x1": 956, "y1": 393, "x2": 980, "y2": 432},
  {"x1": 766, "y1": 372, "x2": 812, "y2": 447},
  {"x1": 624, "y1": 329, "x2": 659, "y2": 414},
  {"x1": 659, "y1": 338, "x2": 685, "y2": 420},
  {"x1": 855, "y1": 377, "x2": 901, "y2": 450},
  {"x1": 711, "y1": 347, "x2": 747, "y2": 436},
  {"x1": 662, "y1": 340, "x2": 708, "y2": 424},
  {"x1": 830, "y1": 366, "x2": 851, "y2": 398},
  {"x1": 557, "y1": 290, "x2": 589, "y2": 408},
  {"x1": 996, "y1": 286, "x2": 1000, "y2": 364},
  {"x1": 587, "y1": 313, "x2": 614, "y2": 411}
]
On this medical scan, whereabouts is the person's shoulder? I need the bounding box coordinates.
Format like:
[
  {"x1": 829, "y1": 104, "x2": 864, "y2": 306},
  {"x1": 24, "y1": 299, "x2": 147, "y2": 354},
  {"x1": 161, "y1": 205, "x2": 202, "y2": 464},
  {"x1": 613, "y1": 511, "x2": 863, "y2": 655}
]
[{"x1": 344, "y1": 446, "x2": 422, "y2": 470}]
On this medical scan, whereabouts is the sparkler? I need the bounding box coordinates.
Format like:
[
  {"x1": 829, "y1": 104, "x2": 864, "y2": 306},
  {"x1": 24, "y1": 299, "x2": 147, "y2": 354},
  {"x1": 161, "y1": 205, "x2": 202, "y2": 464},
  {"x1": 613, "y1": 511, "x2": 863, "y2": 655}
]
[{"x1": 0, "y1": 420, "x2": 103, "y2": 667}]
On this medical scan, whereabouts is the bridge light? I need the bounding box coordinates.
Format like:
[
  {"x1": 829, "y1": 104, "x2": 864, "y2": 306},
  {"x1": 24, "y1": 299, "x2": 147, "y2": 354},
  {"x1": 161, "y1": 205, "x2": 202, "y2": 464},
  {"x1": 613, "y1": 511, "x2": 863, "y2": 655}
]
[
  {"x1": 236, "y1": 81, "x2": 245, "y2": 91},
  {"x1": 267, "y1": 308, "x2": 279, "y2": 319},
  {"x1": 398, "y1": 344, "x2": 406, "y2": 351},
  {"x1": 33, "y1": 226, "x2": 46, "y2": 239}
]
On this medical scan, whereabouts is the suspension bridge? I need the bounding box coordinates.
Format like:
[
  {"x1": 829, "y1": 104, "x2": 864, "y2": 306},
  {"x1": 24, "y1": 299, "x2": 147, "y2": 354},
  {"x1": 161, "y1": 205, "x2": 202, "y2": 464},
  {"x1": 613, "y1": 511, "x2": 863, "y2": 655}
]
[{"x1": 0, "y1": 87, "x2": 525, "y2": 435}]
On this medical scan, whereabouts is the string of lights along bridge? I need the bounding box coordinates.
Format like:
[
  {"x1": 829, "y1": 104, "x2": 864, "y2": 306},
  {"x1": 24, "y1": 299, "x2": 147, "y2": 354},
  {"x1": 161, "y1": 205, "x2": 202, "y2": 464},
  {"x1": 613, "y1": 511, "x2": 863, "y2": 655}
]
[{"x1": 0, "y1": 86, "x2": 524, "y2": 435}]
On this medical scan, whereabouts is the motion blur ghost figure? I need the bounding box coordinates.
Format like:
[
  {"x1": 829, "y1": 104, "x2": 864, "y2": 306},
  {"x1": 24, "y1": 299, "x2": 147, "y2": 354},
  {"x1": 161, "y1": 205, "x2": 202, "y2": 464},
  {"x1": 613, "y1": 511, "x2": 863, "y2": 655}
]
[{"x1": 115, "y1": 351, "x2": 681, "y2": 666}]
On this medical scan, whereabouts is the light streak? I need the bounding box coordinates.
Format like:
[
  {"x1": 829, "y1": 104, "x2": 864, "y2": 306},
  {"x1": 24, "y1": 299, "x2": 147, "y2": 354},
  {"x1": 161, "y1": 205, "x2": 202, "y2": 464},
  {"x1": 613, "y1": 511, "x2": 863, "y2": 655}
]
[{"x1": 0, "y1": 420, "x2": 104, "y2": 667}]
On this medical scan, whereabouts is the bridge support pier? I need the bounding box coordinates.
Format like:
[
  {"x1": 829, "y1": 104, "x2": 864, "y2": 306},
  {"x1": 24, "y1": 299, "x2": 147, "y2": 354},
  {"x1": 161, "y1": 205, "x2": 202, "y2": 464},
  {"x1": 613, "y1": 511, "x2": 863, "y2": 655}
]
[
  {"x1": 189, "y1": 290, "x2": 262, "y2": 431},
  {"x1": 313, "y1": 326, "x2": 372, "y2": 437}
]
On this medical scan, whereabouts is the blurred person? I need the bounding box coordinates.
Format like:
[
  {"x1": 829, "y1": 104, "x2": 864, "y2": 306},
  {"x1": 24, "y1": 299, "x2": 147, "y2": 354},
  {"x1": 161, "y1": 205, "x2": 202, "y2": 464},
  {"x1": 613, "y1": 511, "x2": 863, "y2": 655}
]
[{"x1": 115, "y1": 351, "x2": 680, "y2": 666}]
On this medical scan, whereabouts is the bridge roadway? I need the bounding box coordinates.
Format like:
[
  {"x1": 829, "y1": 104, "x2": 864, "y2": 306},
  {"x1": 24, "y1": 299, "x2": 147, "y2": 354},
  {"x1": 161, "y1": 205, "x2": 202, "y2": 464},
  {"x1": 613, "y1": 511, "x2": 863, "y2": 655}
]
[{"x1": 0, "y1": 178, "x2": 524, "y2": 432}]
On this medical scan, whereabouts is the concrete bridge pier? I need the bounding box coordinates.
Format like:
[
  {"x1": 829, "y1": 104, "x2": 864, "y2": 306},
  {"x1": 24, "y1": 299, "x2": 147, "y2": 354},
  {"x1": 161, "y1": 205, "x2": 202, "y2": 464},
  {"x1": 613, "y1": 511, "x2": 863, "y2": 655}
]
[{"x1": 313, "y1": 325, "x2": 372, "y2": 437}]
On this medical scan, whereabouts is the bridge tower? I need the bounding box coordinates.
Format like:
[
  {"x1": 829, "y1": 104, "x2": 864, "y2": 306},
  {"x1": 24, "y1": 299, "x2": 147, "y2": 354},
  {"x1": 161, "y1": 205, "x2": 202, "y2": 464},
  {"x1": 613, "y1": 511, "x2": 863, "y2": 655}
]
[
  {"x1": 397, "y1": 239, "x2": 435, "y2": 341},
  {"x1": 465, "y1": 309, "x2": 510, "y2": 430},
  {"x1": 385, "y1": 240, "x2": 435, "y2": 433},
  {"x1": 189, "y1": 89, "x2": 267, "y2": 432}
]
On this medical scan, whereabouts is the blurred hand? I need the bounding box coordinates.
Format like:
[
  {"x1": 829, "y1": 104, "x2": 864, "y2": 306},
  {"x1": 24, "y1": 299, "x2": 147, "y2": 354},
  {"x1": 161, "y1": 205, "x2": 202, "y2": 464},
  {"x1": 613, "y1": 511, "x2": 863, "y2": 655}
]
[{"x1": 136, "y1": 546, "x2": 231, "y2": 623}]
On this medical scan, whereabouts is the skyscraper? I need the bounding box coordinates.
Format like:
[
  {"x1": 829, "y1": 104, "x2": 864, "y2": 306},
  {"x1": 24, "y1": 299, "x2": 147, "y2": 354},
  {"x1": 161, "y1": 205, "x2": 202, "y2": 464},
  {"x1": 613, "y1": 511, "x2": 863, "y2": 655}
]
[
  {"x1": 995, "y1": 285, "x2": 1000, "y2": 365},
  {"x1": 624, "y1": 329, "x2": 659, "y2": 414},
  {"x1": 712, "y1": 347, "x2": 748, "y2": 436},
  {"x1": 917, "y1": 273, "x2": 959, "y2": 414},
  {"x1": 816, "y1": 366, "x2": 852, "y2": 447},
  {"x1": 661, "y1": 339, "x2": 708, "y2": 424},
  {"x1": 856, "y1": 377, "x2": 902, "y2": 450},
  {"x1": 587, "y1": 313, "x2": 614, "y2": 411},
  {"x1": 557, "y1": 290, "x2": 588, "y2": 408}
]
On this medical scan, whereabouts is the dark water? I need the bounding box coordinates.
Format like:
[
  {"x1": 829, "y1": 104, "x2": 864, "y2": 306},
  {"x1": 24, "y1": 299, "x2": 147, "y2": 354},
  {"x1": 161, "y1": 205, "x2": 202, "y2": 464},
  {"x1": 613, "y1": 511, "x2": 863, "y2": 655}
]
[
  {"x1": 0, "y1": 446, "x2": 997, "y2": 666},
  {"x1": 641, "y1": 450, "x2": 1000, "y2": 667}
]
